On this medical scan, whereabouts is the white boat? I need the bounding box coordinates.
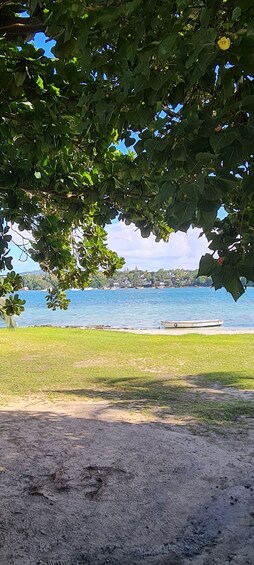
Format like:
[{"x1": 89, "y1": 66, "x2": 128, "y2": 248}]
[{"x1": 161, "y1": 319, "x2": 223, "y2": 329}]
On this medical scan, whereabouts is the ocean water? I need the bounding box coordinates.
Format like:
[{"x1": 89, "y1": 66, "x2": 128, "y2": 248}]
[{"x1": 1, "y1": 287, "x2": 254, "y2": 329}]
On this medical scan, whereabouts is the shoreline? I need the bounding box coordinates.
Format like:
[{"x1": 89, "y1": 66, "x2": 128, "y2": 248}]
[
  {"x1": 4, "y1": 324, "x2": 254, "y2": 335},
  {"x1": 119, "y1": 327, "x2": 254, "y2": 334}
]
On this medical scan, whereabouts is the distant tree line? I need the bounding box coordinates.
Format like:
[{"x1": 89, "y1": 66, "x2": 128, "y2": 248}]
[
  {"x1": 20, "y1": 269, "x2": 213, "y2": 290},
  {"x1": 21, "y1": 273, "x2": 57, "y2": 290}
]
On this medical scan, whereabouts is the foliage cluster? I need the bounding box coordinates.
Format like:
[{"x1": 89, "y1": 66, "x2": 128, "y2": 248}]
[{"x1": 1, "y1": 1, "x2": 254, "y2": 318}]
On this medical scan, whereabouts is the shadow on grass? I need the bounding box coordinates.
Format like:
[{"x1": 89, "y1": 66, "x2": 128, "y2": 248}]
[
  {"x1": 187, "y1": 371, "x2": 254, "y2": 390},
  {"x1": 48, "y1": 372, "x2": 254, "y2": 425}
]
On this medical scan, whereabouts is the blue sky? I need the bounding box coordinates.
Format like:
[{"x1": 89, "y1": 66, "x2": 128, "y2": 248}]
[{"x1": 33, "y1": 32, "x2": 55, "y2": 56}]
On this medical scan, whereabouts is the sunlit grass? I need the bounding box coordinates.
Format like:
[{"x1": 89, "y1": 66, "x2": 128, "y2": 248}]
[{"x1": 0, "y1": 328, "x2": 254, "y2": 424}]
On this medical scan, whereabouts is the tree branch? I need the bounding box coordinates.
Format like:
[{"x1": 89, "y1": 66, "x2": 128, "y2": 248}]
[
  {"x1": 162, "y1": 105, "x2": 181, "y2": 118},
  {"x1": 0, "y1": 1, "x2": 16, "y2": 10},
  {"x1": 0, "y1": 17, "x2": 45, "y2": 38}
]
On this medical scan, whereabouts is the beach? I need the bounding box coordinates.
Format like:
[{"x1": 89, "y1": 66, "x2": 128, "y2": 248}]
[{"x1": 99, "y1": 326, "x2": 254, "y2": 335}]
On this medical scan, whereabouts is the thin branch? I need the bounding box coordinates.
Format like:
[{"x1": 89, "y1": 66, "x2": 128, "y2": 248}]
[
  {"x1": 0, "y1": 22, "x2": 44, "y2": 33},
  {"x1": 10, "y1": 225, "x2": 31, "y2": 242},
  {"x1": 0, "y1": 1, "x2": 17, "y2": 10},
  {"x1": 162, "y1": 106, "x2": 181, "y2": 118},
  {"x1": 0, "y1": 15, "x2": 45, "y2": 39},
  {"x1": 11, "y1": 241, "x2": 31, "y2": 262},
  {"x1": 0, "y1": 113, "x2": 18, "y2": 119}
]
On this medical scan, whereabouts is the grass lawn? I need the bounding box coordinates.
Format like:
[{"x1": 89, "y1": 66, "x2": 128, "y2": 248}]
[{"x1": 0, "y1": 327, "x2": 254, "y2": 425}]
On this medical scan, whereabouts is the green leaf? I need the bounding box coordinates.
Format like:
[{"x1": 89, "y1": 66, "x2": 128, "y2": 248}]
[
  {"x1": 221, "y1": 266, "x2": 245, "y2": 301},
  {"x1": 125, "y1": 137, "x2": 136, "y2": 147},
  {"x1": 196, "y1": 152, "x2": 216, "y2": 164},
  {"x1": 232, "y1": 7, "x2": 241, "y2": 21},
  {"x1": 134, "y1": 140, "x2": 144, "y2": 154},
  {"x1": 166, "y1": 200, "x2": 196, "y2": 229},
  {"x1": 4, "y1": 256, "x2": 13, "y2": 271},
  {"x1": 247, "y1": 20, "x2": 254, "y2": 36},
  {"x1": 157, "y1": 182, "x2": 177, "y2": 202},
  {"x1": 198, "y1": 254, "x2": 218, "y2": 277},
  {"x1": 125, "y1": 0, "x2": 142, "y2": 15},
  {"x1": 130, "y1": 167, "x2": 142, "y2": 180},
  {"x1": 14, "y1": 71, "x2": 26, "y2": 87},
  {"x1": 242, "y1": 175, "x2": 254, "y2": 195},
  {"x1": 172, "y1": 145, "x2": 187, "y2": 161},
  {"x1": 241, "y1": 95, "x2": 254, "y2": 111},
  {"x1": 140, "y1": 226, "x2": 151, "y2": 238},
  {"x1": 200, "y1": 8, "x2": 211, "y2": 28},
  {"x1": 210, "y1": 129, "x2": 238, "y2": 154},
  {"x1": 158, "y1": 35, "x2": 177, "y2": 57},
  {"x1": 223, "y1": 142, "x2": 243, "y2": 169},
  {"x1": 199, "y1": 208, "x2": 218, "y2": 231},
  {"x1": 198, "y1": 47, "x2": 216, "y2": 72},
  {"x1": 36, "y1": 76, "x2": 44, "y2": 90}
]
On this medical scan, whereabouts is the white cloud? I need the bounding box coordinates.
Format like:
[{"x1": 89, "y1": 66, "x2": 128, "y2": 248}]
[
  {"x1": 6, "y1": 221, "x2": 209, "y2": 273},
  {"x1": 106, "y1": 222, "x2": 209, "y2": 270}
]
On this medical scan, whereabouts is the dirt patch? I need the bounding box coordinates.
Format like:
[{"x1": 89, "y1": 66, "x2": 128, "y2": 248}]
[
  {"x1": 0, "y1": 398, "x2": 253, "y2": 565},
  {"x1": 73, "y1": 357, "x2": 118, "y2": 369}
]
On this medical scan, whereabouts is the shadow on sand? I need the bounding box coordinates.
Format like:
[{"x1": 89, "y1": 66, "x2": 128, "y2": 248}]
[{"x1": 0, "y1": 403, "x2": 253, "y2": 564}]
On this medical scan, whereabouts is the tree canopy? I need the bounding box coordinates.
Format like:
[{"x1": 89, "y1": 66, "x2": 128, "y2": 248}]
[{"x1": 1, "y1": 0, "x2": 254, "y2": 318}]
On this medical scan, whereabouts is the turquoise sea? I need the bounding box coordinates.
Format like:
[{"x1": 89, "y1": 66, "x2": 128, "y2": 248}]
[{"x1": 1, "y1": 287, "x2": 254, "y2": 329}]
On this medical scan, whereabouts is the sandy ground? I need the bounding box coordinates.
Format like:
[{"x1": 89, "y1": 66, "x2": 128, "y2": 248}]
[
  {"x1": 66, "y1": 325, "x2": 254, "y2": 335},
  {"x1": 109, "y1": 327, "x2": 254, "y2": 335},
  {"x1": 0, "y1": 398, "x2": 253, "y2": 565}
]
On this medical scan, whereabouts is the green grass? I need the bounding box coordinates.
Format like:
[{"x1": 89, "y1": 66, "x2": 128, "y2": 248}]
[{"x1": 0, "y1": 327, "x2": 254, "y2": 425}]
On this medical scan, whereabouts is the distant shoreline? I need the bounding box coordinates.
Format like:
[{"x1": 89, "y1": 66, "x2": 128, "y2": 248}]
[{"x1": 20, "y1": 285, "x2": 212, "y2": 290}]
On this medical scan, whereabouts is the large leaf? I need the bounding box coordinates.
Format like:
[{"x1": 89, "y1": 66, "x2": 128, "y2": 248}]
[{"x1": 0, "y1": 298, "x2": 16, "y2": 329}]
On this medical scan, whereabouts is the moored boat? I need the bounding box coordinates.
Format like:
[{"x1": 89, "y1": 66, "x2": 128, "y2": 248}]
[{"x1": 161, "y1": 319, "x2": 223, "y2": 328}]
